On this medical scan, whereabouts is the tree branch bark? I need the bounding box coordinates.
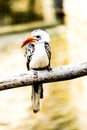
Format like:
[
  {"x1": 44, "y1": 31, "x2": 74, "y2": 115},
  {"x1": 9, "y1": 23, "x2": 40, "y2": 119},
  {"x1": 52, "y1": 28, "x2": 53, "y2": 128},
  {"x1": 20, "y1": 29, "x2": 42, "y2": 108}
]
[{"x1": 0, "y1": 62, "x2": 87, "y2": 91}]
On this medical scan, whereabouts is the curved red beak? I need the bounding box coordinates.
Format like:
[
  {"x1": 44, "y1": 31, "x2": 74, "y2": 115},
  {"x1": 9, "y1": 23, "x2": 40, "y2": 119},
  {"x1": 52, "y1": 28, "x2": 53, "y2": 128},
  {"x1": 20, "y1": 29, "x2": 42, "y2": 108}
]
[{"x1": 21, "y1": 35, "x2": 36, "y2": 48}]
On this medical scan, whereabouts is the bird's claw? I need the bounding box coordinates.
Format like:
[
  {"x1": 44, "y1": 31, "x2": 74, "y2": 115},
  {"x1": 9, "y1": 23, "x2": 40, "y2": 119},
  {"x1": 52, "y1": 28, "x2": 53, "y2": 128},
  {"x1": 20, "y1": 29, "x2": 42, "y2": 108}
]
[
  {"x1": 47, "y1": 66, "x2": 52, "y2": 71},
  {"x1": 34, "y1": 71, "x2": 38, "y2": 78}
]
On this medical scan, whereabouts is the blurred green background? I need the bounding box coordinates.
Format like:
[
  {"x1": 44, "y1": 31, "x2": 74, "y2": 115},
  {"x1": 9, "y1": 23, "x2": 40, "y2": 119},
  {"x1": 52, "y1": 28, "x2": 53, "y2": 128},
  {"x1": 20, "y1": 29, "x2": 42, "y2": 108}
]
[{"x1": 0, "y1": 0, "x2": 87, "y2": 130}]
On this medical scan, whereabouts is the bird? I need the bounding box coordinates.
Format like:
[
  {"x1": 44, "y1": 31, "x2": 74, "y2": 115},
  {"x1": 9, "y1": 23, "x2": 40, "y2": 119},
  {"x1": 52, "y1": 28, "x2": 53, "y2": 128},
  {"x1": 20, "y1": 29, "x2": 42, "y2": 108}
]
[{"x1": 21, "y1": 29, "x2": 51, "y2": 113}]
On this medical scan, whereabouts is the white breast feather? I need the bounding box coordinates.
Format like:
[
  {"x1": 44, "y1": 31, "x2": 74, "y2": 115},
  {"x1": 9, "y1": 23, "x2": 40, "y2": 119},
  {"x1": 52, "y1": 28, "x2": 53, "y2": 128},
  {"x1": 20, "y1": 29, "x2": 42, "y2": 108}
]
[{"x1": 30, "y1": 43, "x2": 49, "y2": 69}]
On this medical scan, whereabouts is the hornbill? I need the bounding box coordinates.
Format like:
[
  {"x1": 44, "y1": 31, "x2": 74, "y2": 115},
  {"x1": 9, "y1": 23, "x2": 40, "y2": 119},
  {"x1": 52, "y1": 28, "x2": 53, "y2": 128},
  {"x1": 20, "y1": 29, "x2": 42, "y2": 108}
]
[{"x1": 21, "y1": 29, "x2": 51, "y2": 113}]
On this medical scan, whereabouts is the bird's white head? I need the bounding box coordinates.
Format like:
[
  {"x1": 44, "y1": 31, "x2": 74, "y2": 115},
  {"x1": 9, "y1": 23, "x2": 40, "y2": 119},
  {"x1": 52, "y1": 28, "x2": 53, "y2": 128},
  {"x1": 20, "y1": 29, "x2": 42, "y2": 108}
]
[
  {"x1": 31, "y1": 29, "x2": 50, "y2": 43},
  {"x1": 21, "y1": 29, "x2": 50, "y2": 48}
]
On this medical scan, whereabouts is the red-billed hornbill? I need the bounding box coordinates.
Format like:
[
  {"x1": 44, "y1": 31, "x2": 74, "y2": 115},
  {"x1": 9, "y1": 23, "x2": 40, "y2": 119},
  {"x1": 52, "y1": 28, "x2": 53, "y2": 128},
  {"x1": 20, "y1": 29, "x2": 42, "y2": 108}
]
[{"x1": 21, "y1": 29, "x2": 51, "y2": 113}]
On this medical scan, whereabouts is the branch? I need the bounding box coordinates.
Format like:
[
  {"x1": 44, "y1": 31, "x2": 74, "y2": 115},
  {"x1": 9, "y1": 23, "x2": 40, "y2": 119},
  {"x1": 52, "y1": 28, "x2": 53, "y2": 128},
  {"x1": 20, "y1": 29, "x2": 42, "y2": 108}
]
[{"x1": 0, "y1": 62, "x2": 87, "y2": 91}]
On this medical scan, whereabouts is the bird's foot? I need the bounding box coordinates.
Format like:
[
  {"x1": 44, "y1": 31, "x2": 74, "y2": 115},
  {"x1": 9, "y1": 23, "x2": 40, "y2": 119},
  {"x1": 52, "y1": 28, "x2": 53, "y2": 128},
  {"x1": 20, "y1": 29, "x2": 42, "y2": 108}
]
[
  {"x1": 34, "y1": 71, "x2": 38, "y2": 78},
  {"x1": 47, "y1": 66, "x2": 52, "y2": 71}
]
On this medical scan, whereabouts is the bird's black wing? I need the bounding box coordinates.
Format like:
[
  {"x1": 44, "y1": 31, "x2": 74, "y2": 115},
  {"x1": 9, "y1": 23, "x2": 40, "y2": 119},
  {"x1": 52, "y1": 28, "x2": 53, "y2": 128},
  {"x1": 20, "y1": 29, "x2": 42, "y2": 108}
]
[
  {"x1": 44, "y1": 42, "x2": 51, "y2": 70},
  {"x1": 25, "y1": 43, "x2": 35, "y2": 70}
]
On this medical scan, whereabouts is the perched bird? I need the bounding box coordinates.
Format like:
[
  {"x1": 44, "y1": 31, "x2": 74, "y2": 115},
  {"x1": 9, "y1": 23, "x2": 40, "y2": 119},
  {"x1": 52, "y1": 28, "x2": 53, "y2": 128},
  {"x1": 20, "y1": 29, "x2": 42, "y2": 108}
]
[{"x1": 21, "y1": 29, "x2": 51, "y2": 113}]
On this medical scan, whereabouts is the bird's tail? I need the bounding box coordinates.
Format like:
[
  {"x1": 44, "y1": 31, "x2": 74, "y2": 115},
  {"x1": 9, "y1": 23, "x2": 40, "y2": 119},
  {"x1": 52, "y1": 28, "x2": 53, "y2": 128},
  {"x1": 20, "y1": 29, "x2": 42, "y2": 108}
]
[{"x1": 31, "y1": 83, "x2": 43, "y2": 113}]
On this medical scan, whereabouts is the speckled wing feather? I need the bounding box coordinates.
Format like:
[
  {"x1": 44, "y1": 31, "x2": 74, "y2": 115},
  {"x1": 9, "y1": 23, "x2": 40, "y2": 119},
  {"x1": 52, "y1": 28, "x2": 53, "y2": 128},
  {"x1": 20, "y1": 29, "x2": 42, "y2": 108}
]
[
  {"x1": 44, "y1": 42, "x2": 51, "y2": 70},
  {"x1": 25, "y1": 43, "x2": 35, "y2": 70}
]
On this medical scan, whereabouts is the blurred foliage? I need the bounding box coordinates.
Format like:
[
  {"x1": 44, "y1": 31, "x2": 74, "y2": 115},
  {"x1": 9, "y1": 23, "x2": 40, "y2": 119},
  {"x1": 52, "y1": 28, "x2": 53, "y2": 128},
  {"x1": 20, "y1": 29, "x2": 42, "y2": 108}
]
[{"x1": 0, "y1": 0, "x2": 43, "y2": 25}]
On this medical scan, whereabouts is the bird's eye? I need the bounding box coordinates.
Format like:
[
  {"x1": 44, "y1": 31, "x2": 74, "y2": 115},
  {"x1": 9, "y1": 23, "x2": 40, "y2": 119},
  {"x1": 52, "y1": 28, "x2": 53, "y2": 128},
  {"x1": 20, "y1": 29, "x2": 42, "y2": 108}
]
[{"x1": 36, "y1": 35, "x2": 41, "y2": 39}]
